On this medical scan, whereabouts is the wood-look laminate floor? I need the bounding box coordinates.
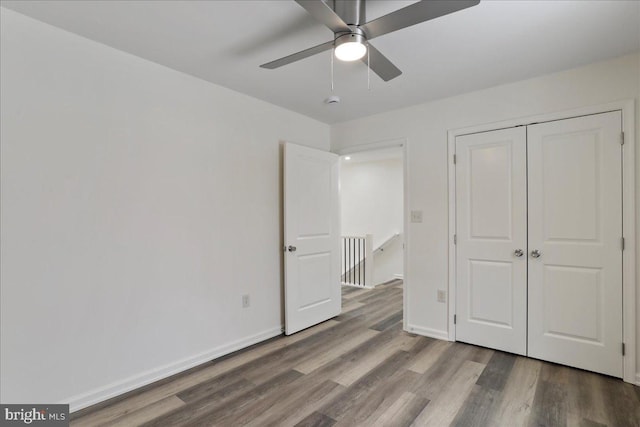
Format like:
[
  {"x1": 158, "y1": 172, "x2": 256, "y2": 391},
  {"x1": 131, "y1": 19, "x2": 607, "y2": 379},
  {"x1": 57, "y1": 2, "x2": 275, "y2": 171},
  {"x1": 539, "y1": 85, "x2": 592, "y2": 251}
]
[{"x1": 71, "y1": 280, "x2": 640, "y2": 427}]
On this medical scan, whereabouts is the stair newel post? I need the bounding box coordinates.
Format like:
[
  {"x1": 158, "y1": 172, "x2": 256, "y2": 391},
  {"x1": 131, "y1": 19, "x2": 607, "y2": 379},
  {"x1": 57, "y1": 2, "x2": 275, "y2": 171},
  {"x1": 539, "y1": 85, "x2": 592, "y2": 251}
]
[{"x1": 365, "y1": 234, "x2": 374, "y2": 288}]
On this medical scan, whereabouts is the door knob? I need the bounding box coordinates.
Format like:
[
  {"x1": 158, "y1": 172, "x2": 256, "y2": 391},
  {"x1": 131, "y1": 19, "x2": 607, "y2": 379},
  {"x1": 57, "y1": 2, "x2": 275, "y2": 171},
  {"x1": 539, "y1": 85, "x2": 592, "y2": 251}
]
[
  {"x1": 288, "y1": 245, "x2": 297, "y2": 252},
  {"x1": 514, "y1": 249, "x2": 524, "y2": 257},
  {"x1": 531, "y1": 249, "x2": 541, "y2": 258}
]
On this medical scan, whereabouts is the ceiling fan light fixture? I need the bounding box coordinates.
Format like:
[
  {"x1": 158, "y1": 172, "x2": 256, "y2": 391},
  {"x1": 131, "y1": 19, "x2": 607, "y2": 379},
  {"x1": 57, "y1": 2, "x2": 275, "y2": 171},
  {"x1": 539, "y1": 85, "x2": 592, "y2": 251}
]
[{"x1": 334, "y1": 32, "x2": 367, "y2": 62}]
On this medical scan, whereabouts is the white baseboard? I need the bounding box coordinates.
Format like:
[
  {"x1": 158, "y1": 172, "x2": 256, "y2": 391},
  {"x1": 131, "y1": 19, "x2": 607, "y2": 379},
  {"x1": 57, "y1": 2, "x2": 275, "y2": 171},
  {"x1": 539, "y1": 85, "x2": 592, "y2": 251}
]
[
  {"x1": 406, "y1": 324, "x2": 449, "y2": 341},
  {"x1": 65, "y1": 326, "x2": 283, "y2": 412},
  {"x1": 393, "y1": 274, "x2": 404, "y2": 279},
  {"x1": 636, "y1": 372, "x2": 640, "y2": 386}
]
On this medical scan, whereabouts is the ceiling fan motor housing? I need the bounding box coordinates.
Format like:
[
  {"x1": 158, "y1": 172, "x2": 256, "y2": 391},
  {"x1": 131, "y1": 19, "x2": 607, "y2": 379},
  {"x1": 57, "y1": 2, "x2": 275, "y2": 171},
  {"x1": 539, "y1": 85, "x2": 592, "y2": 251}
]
[
  {"x1": 335, "y1": 27, "x2": 367, "y2": 47},
  {"x1": 332, "y1": 0, "x2": 366, "y2": 26}
]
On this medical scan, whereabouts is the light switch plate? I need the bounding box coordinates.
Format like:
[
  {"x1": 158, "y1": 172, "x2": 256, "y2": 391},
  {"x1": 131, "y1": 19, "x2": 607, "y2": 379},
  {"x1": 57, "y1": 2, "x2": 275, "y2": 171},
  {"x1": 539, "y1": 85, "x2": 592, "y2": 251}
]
[
  {"x1": 437, "y1": 289, "x2": 447, "y2": 303},
  {"x1": 410, "y1": 210, "x2": 423, "y2": 223}
]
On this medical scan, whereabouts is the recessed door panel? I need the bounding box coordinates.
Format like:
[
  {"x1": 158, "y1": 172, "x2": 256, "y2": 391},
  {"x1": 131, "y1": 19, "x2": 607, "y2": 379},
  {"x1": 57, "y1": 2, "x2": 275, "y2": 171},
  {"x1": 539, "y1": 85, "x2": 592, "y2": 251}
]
[
  {"x1": 455, "y1": 127, "x2": 527, "y2": 355},
  {"x1": 298, "y1": 252, "x2": 333, "y2": 309},
  {"x1": 295, "y1": 157, "x2": 332, "y2": 238},
  {"x1": 543, "y1": 265, "x2": 602, "y2": 343},
  {"x1": 468, "y1": 260, "x2": 513, "y2": 327},
  {"x1": 528, "y1": 111, "x2": 622, "y2": 378},
  {"x1": 542, "y1": 131, "x2": 599, "y2": 242},
  {"x1": 469, "y1": 143, "x2": 513, "y2": 240}
]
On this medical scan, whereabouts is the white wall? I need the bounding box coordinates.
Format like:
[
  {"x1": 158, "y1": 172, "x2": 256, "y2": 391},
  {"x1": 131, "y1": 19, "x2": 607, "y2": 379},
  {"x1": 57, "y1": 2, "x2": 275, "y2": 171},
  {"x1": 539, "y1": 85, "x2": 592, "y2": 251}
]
[
  {"x1": 332, "y1": 53, "x2": 640, "y2": 373},
  {"x1": 0, "y1": 9, "x2": 329, "y2": 409},
  {"x1": 340, "y1": 157, "x2": 404, "y2": 284}
]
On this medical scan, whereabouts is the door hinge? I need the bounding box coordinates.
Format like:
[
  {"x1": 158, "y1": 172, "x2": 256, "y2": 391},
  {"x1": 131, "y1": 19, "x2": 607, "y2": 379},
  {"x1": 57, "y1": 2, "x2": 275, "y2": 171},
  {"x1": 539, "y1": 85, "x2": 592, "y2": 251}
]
[
  {"x1": 453, "y1": 154, "x2": 457, "y2": 164},
  {"x1": 453, "y1": 234, "x2": 457, "y2": 244},
  {"x1": 621, "y1": 237, "x2": 625, "y2": 251},
  {"x1": 621, "y1": 132, "x2": 625, "y2": 145},
  {"x1": 454, "y1": 314, "x2": 457, "y2": 325},
  {"x1": 622, "y1": 342, "x2": 626, "y2": 356}
]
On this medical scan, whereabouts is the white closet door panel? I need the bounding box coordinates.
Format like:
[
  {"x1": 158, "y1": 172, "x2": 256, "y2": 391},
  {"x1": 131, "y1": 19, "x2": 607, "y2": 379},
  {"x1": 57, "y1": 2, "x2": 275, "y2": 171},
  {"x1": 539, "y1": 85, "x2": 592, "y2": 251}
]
[
  {"x1": 455, "y1": 127, "x2": 527, "y2": 355},
  {"x1": 527, "y1": 111, "x2": 623, "y2": 377}
]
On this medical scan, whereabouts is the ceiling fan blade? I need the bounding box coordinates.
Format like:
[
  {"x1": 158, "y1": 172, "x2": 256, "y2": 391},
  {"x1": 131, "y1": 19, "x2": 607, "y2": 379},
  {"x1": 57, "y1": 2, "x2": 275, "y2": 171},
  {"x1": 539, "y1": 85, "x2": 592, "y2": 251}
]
[
  {"x1": 362, "y1": 43, "x2": 402, "y2": 82},
  {"x1": 260, "y1": 40, "x2": 334, "y2": 69},
  {"x1": 295, "y1": 0, "x2": 351, "y2": 34},
  {"x1": 360, "y1": 0, "x2": 480, "y2": 40}
]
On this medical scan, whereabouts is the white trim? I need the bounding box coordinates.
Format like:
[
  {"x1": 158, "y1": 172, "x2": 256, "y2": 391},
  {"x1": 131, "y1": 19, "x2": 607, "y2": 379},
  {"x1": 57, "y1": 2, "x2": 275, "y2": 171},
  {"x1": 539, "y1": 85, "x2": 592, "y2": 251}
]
[
  {"x1": 335, "y1": 138, "x2": 405, "y2": 156},
  {"x1": 447, "y1": 133, "x2": 457, "y2": 342},
  {"x1": 407, "y1": 324, "x2": 449, "y2": 341},
  {"x1": 342, "y1": 282, "x2": 374, "y2": 289},
  {"x1": 393, "y1": 274, "x2": 404, "y2": 280},
  {"x1": 636, "y1": 373, "x2": 640, "y2": 387},
  {"x1": 620, "y1": 99, "x2": 636, "y2": 385},
  {"x1": 333, "y1": 138, "x2": 409, "y2": 332},
  {"x1": 447, "y1": 99, "x2": 636, "y2": 384},
  {"x1": 65, "y1": 326, "x2": 283, "y2": 412}
]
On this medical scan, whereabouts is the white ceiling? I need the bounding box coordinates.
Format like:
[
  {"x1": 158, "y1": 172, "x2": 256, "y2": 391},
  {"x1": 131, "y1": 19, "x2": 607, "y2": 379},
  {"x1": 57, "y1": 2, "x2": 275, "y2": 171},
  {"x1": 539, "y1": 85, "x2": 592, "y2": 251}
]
[{"x1": 2, "y1": 0, "x2": 639, "y2": 124}]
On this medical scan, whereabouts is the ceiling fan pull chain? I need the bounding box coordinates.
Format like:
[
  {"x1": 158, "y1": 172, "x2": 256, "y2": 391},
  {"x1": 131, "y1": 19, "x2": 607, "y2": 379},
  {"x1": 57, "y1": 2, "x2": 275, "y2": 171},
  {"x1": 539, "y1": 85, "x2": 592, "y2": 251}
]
[
  {"x1": 367, "y1": 44, "x2": 370, "y2": 90},
  {"x1": 331, "y1": 47, "x2": 335, "y2": 92}
]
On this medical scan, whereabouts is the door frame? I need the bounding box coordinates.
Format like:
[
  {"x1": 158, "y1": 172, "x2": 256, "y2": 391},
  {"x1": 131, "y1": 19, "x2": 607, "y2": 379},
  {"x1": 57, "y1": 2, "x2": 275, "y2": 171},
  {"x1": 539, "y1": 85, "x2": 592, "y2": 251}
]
[
  {"x1": 335, "y1": 138, "x2": 408, "y2": 330},
  {"x1": 447, "y1": 100, "x2": 636, "y2": 384}
]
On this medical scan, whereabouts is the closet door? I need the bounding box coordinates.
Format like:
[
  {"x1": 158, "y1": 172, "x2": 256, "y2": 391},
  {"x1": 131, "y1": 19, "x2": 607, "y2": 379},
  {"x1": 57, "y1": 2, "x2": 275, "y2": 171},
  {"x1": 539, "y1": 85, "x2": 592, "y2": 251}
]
[
  {"x1": 527, "y1": 111, "x2": 623, "y2": 377},
  {"x1": 455, "y1": 127, "x2": 528, "y2": 355}
]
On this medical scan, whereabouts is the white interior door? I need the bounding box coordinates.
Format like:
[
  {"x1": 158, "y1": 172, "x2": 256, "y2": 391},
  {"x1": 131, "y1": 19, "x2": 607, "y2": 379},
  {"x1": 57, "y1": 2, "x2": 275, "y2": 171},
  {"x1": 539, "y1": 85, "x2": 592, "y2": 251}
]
[
  {"x1": 284, "y1": 142, "x2": 340, "y2": 335},
  {"x1": 455, "y1": 127, "x2": 528, "y2": 355},
  {"x1": 527, "y1": 112, "x2": 623, "y2": 377}
]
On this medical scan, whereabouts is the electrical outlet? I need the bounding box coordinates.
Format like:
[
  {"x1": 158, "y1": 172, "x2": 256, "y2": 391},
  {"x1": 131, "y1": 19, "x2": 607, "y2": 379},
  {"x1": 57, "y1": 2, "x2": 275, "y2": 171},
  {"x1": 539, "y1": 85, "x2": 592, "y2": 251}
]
[
  {"x1": 242, "y1": 294, "x2": 250, "y2": 308},
  {"x1": 437, "y1": 289, "x2": 447, "y2": 303},
  {"x1": 410, "y1": 210, "x2": 423, "y2": 223}
]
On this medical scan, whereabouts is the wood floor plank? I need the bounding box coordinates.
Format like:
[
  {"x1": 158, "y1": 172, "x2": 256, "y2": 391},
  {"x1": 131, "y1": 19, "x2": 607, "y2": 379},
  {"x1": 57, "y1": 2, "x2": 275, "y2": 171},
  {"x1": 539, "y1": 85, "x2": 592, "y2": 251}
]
[
  {"x1": 528, "y1": 379, "x2": 568, "y2": 427},
  {"x1": 450, "y1": 384, "x2": 500, "y2": 427},
  {"x1": 410, "y1": 342, "x2": 478, "y2": 400},
  {"x1": 565, "y1": 369, "x2": 610, "y2": 426},
  {"x1": 71, "y1": 319, "x2": 338, "y2": 426},
  {"x1": 598, "y1": 374, "x2": 640, "y2": 427},
  {"x1": 179, "y1": 370, "x2": 304, "y2": 426},
  {"x1": 341, "y1": 287, "x2": 370, "y2": 300},
  {"x1": 295, "y1": 411, "x2": 337, "y2": 427},
  {"x1": 369, "y1": 310, "x2": 403, "y2": 331},
  {"x1": 487, "y1": 356, "x2": 541, "y2": 427},
  {"x1": 332, "y1": 369, "x2": 421, "y2": 426},
  {"x1": 294, "y1": 328, "x2": 379, "y2": 374},
  {"x1": 340, "y1": 298, "x2": 365, "y2": 313},
  {"x1": 475, "y1": 350, "x2": 517, "y2": 391},
  {"x1": 71, "y1": 282, "x2": 639, "y2": 427},
  {"x1": 103, "y1": 396, "x2": 185, "y2": 427},
  {"x1": 410, "y1": 360, "x2": 486, "y2": 426},
  {"x1": 139, "y1": 377, "x2": 256, "y2": 427},
  {"x1": 368, "y1": 391, "x2": 429, "y2": 427},
  {"x1": 320, "y1": 351, "x2": 416, "y2": 420},
  {"x1": 408, "y1": 338, "x2": 452, "y2": 374},
  {"x1": 329, "y1": 325, "x2": 416, "y2": 386},
  {"x1": 244, "y1": 380, "x2": 345, "y2": 427}
]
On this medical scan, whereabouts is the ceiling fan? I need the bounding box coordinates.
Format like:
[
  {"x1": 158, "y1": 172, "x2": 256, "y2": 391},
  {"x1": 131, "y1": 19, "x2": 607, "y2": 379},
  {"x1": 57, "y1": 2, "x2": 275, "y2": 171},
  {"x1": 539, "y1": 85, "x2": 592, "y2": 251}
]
[{"x1": 260, "y1": 0, "x2": 480, "y2": 82}]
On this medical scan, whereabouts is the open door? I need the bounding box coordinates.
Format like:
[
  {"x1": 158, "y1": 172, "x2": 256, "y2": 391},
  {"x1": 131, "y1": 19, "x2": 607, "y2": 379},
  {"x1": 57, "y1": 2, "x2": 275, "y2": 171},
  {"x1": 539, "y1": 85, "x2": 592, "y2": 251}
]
[{"x1": 284, "y1": 142, "x2": 341, "y2": 335}]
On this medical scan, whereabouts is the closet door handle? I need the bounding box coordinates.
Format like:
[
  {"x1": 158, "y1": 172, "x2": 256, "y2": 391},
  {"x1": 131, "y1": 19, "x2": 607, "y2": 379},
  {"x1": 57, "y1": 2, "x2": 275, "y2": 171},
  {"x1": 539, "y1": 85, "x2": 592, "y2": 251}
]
[
  {"x1": 514, "y1": 249, "x2": 524, "y2": 257},
  {"x1": 531, "y1": 249, "x2": 542, "y2": 258}
]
